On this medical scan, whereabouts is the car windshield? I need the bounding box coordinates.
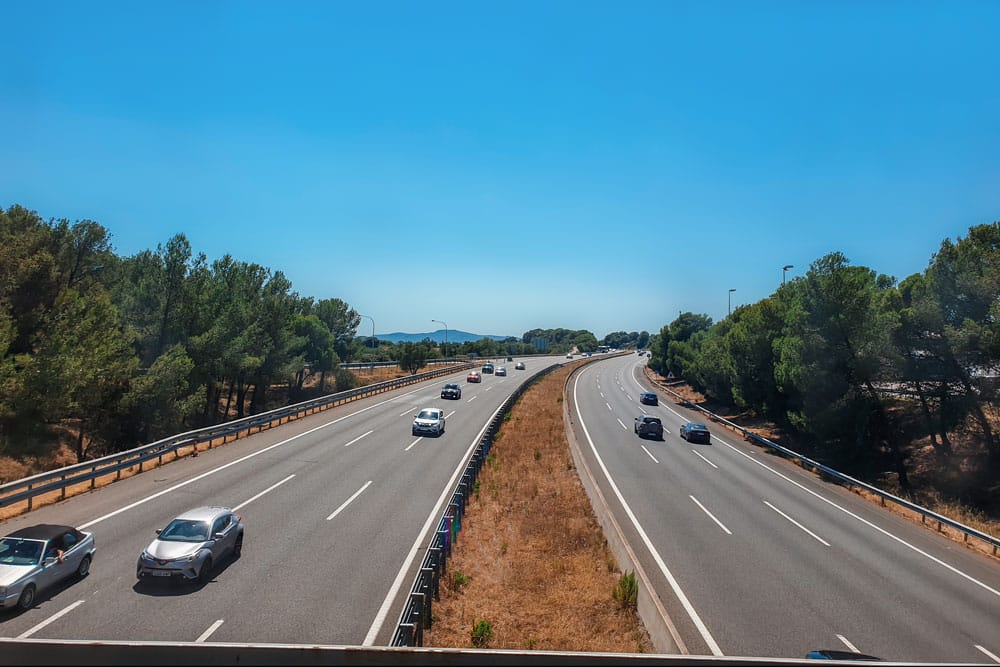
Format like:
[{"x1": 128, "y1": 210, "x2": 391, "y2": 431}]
[
  {"x1": 0, "y1": 538, "x2": 43, "y2": 565},
  {"x1": 159, "y1": 519, "x2": 210, "y2": 542},
  {"x1": 417, "y1": 410, "x2": 439, "y2": 420}
]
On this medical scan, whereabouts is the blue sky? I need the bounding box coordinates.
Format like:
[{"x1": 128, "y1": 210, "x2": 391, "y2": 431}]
[{"x1": 3, "y1": 1, "x2": 998, "y2": 340}]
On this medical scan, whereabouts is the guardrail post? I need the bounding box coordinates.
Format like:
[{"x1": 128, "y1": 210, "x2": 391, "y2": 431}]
[
  {"x1": 419, "y1": 571, "x2": 434, "y2": 627},
  {"x1": 27, "y1": 484, "x2": 32, "y2": 511},
  {"x1": 398, "y1": 623, "x2": 415, "y2": 646},
  {"x1": 61, "y1": 475, "x2": 67, "y2": 499},
  {"x1": 449, "y1": 502, "x2": 461, "y2": 535},
  {"x1": 410, "y1": 593, "x2": 425, "y2": 646},
  {"x1": 90, "y1": 465, "x2": 97, "y2": 489}
]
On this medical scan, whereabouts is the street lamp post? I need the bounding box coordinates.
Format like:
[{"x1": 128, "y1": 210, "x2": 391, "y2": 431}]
[
  {"x1": 728, "y1": 288, "x2": 736, "y2": 317},
  {"x1": 783, "y1": 264, "x2": 794, "y2": 286},
  {"x1": 359, "y1": 314, "x2": 375, "y2": 371},
  {"x1": 432, "y1": 319, "x2": 448, "y2": 357}
]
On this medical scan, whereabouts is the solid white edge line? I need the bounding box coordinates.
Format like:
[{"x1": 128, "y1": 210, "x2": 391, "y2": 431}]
[
  {"x1": 836, "y1": 634, "x2": 860, "y2": 652},
  {"x1": 764, "y1": 501, "x2": 830, "y2": 547},
  {"x1": 79, "y1": 381, "x2": 434, "y2": 530},
  {"x1": 17, "y1": 600, "x2": 85, "y2": 638},
  {"x1": 327, "y1": 481, "x2": 373, "y2": 521},
  {"x1": 691, "y1": 450, "x2": 719, "y2": 469},
  {"x1": 344, "y1": 430, "x2": 374, "y2": 447},
  {"x1": 975, "y1": 645, "x2": 1000, "y2": 663},
  {"x1": 719, "y1": 440, "x2": 1000, "y2": 599},
  {"x1": 640, "y1": 445, "x2": 659, "y2": 464},
  {"x1": 232, "y1": 474, "x2": 296, "y2": 512},
  {"x1": 574, "y1": 371, "x2": 724, "y2": 656},
  {"x1": 690, "y1": 495, "x2": 732, "y2": 535},
  {"x1": 364, "y1": 396, "x2": 512, "y2": 646},
  {"x1": 631, "y1": 359, "x2": 1000, "y2": 601},
  {"x1": 196, "y1": 620, "x2": 225, "y2": 643}
]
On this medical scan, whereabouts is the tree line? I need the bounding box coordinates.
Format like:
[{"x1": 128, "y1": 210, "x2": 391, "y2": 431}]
[
  {"x1": 0, "y1": 205, "x2": 638, "y2": 468},
  {"x1": 648, "y1": 223, "x2": 1000, "y2": 498}
]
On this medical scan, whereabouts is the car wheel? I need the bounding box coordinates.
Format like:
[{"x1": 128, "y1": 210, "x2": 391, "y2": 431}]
[
  {"x1": 76, "y1": 554, "x2": 92, "y2": 579},
  {"x1": 16, "y1": 584, "x2": 36, "y2": 610},
  {"x1": 198, "y1": 557, "x2": 213, "y2": 585},
  {"x1": 233, "y1": 532, "x2": 244, "y2": 558}
]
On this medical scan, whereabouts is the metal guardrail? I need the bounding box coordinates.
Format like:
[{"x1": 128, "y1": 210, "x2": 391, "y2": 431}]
[
  {"x1": 390, "y1": 362, "x2": 562, "y2": 647},
  {"x1": 0, "y1": 362, "x2": 476, "y2": 512},
  {"x1": 645, "y1": 369, "x2": 1000, "y2": 557}
]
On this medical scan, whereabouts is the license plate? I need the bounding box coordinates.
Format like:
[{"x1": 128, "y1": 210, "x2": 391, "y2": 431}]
[{"x1": 152, "y1": 571, "x2": 172, "y2": 577}]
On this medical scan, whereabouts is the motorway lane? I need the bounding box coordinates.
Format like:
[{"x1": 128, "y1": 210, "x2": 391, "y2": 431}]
[
  {"x1": 568, "y1": 354, "x2": 1000, "y2": 663},
  {"x1": 0, "y1": 356, "x2": 564, "y2": 645}
]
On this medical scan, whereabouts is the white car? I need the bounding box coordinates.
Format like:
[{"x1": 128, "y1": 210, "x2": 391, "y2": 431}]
[
  {"x1": 495, "y1": 366, "x2": 507, "y2": 376},
  {"x1": 412, "y1": 407, "x2": 446, "y2": 437},
  {"x1": 0, "y1": 524, "x2": 96, "y2": 609}
]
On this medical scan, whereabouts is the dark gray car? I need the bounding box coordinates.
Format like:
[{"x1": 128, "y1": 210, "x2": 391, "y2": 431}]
[
  {"x1": 137, "y1": 506, "x2": 244, "y2": 584},
  {"x1": 634, "y1": 415, "x2": 664, "y2": 440}
]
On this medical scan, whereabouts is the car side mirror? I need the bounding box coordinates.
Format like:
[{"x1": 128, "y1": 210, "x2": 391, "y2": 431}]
[
  {"x1": 155, "y1": 529, "x2": 162, "y2": 535},
  {"x1": 44, "y1": 556, "x2": 57, "y2": 565},
  {"x1": 212, "y1": 532, "x2": 224, "y2": 540}
]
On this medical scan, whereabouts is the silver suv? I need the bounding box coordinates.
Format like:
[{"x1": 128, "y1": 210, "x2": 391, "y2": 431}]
[
  {"x1": 137, "y1": 506, "x2": 244, "y2": 584},
  {"x1": 412, "y1": 408, "x2": 446, "y2": 437}
]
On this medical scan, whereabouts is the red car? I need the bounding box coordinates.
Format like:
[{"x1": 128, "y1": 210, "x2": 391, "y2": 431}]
[{"x1": 467, "y1": 371, "x2": 482, "y2": 383}]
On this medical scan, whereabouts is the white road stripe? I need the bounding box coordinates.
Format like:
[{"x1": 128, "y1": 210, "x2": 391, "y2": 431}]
[
  {"x1": 196, "y1": 619, "x2": 225, "y2": 642},
  {"x1": 606, "y1": 402, "x2": 612, "y2": 411},
  {"x1": 398, "y1": 408, "x2": 413, "y2": 417},
  {"x1": 79, "y1": 380, "x2": 436, "y2": 530},
  {"x1": 765, "y1": 501, "x2": 830, "y2": 547},
  {"x1": 232, "y1": 474, "x2": 295, "y2": 512},
  {"x1": 576, "y1": 370, "x2": 719, "y2": 655},
  {"x1": 692, "y1": 450, "x2": 719, "y2": 469},
  {"x1": 641, "y1": 445, "x2": 659, "y2": 463},
  {"x1": 837, "y1": 634, "x2": 859, "y2": 652},
  {"x1": 690, "y1": 495, "x2": 732, "y2": 535},
  {"x1": 17, "y1": 600, "x2": 84, "y2": 638},
  {"x1": 975, "y1": 645, "x2": 1000, "y2": 663},
  {"x1": 600, "y1": 392, "x2": 605, "y2": 398},
  {"x1": 404, "y1": 437, "x2": 422, "y2": 452},
  {"x1": 327, "y1": 481, "x2": 373, "y2": 520},
  {"x1": 344, "y1": 430, "x2": 374, "y2": 447},
  {"x1": 720, "y1": 441, "x2": 1000, "y2": 599},
  {"x1": 365, "y1": 397, "x2": 513, "y2": 645},
  {"x1": 617, "y1": 418, "x2": 628, "y2": 430},
  {"x1": 467, "y1": 395, "x2": 478, "y2": 402},
  {"x1": 445, "y1": 411, "x2": 456, "y2": 419}
]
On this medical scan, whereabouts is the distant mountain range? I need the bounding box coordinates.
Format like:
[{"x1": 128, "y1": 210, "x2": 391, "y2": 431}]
[{"x1": 375, "y1": 329, "x2": 511, "y2": 344}]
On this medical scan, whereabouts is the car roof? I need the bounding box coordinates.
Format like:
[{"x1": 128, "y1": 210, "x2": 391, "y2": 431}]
[
  {"x1": 642, "y1": 391, "x2": 656, "y2": 395},
  {"x1": 685, "y1": 422, "x2": 708, "y2": 429},
  {"x1": 444, "y1": 383, "x2": 458, "y2": 387},
  {"x1": 6, "y1": 524, "x2": 83, "y2": 541},
  {"x1": 640, "y1": 415, "x2": 661, "y2": 422},
  {"x1": 171, "y1": 506, "x2": 234, "y2": 522}
]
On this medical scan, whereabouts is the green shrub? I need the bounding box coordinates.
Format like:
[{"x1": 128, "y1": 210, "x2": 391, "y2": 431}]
[
  {"x1": 470, "y1": 619, "x2": 494, "y2": 648},
  {"x1": 613, "y1": 570, "x2": 638, "y2": 612}
]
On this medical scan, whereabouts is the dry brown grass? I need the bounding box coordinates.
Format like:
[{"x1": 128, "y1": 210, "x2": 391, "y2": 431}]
[{"x1": 423, "y1": 364, "x2": 654, "y2": 652}]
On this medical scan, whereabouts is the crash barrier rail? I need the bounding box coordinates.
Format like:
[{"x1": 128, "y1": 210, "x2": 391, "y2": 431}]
[
  {"x1": 391, "y1": 362, "x2": 562, "y2": 646},
  {"x1": 646, "y1": 370, "x2": 1000, "y2": 557},
  {"x1": 0, "y1": 361, "x2": 476, "y2": 513}
]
